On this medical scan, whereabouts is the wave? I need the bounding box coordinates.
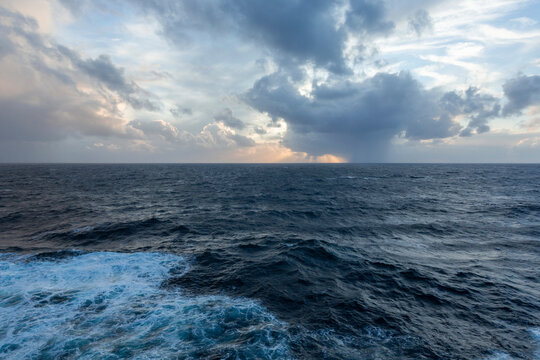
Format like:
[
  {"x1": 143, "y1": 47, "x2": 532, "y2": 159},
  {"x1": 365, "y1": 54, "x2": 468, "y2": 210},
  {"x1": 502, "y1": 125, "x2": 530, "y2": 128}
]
[{"x1": 0, "y1": 251, "x2": 291, "y2": 359}]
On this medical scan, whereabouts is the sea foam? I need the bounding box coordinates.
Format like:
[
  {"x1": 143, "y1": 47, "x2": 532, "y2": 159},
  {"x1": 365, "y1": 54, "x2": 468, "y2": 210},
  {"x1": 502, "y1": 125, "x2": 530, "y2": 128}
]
[{"x1": 0, "y1": 252, "x2": 291, "y2": 359}]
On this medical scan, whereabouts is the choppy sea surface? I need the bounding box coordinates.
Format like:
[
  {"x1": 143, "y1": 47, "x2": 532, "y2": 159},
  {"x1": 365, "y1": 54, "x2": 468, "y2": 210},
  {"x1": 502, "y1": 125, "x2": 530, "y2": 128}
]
[{"x1": 0, "y1": 164, "x2": 539, "y2": 360}]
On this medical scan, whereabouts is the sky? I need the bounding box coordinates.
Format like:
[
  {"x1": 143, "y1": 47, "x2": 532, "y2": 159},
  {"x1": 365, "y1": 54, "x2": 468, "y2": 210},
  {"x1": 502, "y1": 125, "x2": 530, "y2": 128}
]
[{"x1": 1, "y1": 0, "x2": 539, "y2": 163}]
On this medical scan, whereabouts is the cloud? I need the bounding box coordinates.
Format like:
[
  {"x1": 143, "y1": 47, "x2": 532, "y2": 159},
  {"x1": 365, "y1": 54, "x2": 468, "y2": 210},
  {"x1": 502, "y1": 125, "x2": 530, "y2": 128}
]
[
  {"x1": 214, "y1": 108, "x2": 245, "y2": 129},
  {"x1": 346, "y1": 0, "x2": 394, "y2": 35},
  {"x1": 408, "y1": 9, "x2": 433, "y2": 36},
  {"x1": 128, "y1": 119, "x2": 184, "y2": 143},
  {"x1": 227, "y1": 0, "x2": 349, "y2": 72},
  {"x1": 129, "y1": 119, "x2": 255, "y2": 148},
  {"x1": 0, "y1": 5, "x2": 162, "y2": 146},
  {"x1": 7, "y1": 0, "x2": 539, "y2": 163},
  {"x1": 0, "y1": 31, "x2": 15, "y2": 58},
  {"x1": 253, "y1": 126, "x2": 267, "y2": 135},
  {"x1": 1, "y1": 5, "x2": 159, "y2": 110},
  {"x1": 195, "y1": 123, "x2": 255, "y2": 148},
  {"x1": 64, "y1": 0, "x2": 398, "y2": 75},
  {"x1": 502, "y1": 74, "x2": 540, "y2": 116},
  {"x1": 57, "y1": 46, "x2": 160, "y2": 111},
  {"x1": 510, "y1": 17, "x2": 537, "y2": 28},
  {"x1": 0, "y1": 7, "x2": 135, "y2": 143},
  {"x1": 0, "y1": 93, "x2": 130, "y2": 143},
  {"x1": 439, "y1": 87, "x2": 500, "y2": 136},
  {"x1": 1, "y1": 5, "x2": 259, "y2": 160},
  {"x1": 170, "y1": 104, "x2": 192, "y2": 118},
  {"x1": 244, "y1": 71, "x2": 502, "y2": 161}
]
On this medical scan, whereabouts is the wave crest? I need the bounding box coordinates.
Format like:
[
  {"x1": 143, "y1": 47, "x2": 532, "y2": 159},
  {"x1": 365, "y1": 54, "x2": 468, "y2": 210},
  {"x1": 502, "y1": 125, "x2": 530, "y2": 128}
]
[{"x1": 0, "y1": 252, "x2": 291, "y2": 359}]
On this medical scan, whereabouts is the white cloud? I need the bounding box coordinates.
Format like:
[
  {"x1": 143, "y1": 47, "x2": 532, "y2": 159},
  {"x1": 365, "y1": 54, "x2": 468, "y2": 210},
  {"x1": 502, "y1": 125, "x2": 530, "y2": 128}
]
[{"x1": 511, "y1": 17, "x2": 538, "y2": 27}]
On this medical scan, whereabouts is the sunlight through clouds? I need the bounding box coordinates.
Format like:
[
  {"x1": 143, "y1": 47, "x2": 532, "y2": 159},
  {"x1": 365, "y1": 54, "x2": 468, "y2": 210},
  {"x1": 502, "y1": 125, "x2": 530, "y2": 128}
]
[{"x1": 0, "y1": 0, "x2": 539, "y2": 162}]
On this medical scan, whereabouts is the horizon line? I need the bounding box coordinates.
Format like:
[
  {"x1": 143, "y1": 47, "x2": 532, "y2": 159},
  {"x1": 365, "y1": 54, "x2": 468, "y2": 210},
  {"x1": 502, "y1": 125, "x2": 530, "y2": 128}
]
[{"x1": 1, "y1": 162, "x2": 539, "y2": 165}]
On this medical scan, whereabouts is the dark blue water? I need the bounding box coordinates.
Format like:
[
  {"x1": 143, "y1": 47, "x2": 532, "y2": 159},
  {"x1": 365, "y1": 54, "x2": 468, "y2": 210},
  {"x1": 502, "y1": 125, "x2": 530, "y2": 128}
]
[{"x1": 1, "y1": 164, "x2": 539, "y2": 359}]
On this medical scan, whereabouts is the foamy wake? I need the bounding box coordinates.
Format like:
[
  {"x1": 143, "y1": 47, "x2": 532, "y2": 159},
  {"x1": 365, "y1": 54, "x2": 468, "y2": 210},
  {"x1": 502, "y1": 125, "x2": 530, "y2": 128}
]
[{"x1": 0, "y1": 252, "x2": 291, "y2": 359}]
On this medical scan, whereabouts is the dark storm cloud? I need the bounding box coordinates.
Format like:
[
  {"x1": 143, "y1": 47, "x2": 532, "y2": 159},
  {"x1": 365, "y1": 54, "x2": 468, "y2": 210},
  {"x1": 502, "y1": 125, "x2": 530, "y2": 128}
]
[
  {"x1": 225, "y1": 0, "x2": 350, "y2": 73},
  {"x1": 125, "y1": 0, "x2": 342, "y2": 73},
  {"x1": 408, "y1": 9, "x2": 433, "y2": 35},
  {"x1": 502, "y1": 74, "x2": 540, "y2": 116},
  {"x1": 214, "y1": 108, "x2": 245, "y2": 129},
  {"x1": 244, "y1": 71, "x2": 502, "y2": 161}
]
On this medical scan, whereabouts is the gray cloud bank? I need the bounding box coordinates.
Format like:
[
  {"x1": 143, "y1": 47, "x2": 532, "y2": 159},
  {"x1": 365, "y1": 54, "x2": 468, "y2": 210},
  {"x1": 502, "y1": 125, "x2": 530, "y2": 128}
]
[{"x1": 245, "y1": 72, "x2": 506, "y2": 161}]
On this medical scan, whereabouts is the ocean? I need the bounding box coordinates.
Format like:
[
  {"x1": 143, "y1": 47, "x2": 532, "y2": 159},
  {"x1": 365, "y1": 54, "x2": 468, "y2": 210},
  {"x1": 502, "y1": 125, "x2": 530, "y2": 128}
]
[{"x1": 0, "y1": 164, "x2": 538, "y2": 359}]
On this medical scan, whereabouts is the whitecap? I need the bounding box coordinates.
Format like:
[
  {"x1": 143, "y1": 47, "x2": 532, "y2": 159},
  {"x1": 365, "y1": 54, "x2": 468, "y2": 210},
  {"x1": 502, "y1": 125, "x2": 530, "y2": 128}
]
[
  {"x1": 71, "y1": 226, "x2": 94, "y2": 234},
  {"x1": 0, "y1": 252, "x2": 291, "y2": 359}
]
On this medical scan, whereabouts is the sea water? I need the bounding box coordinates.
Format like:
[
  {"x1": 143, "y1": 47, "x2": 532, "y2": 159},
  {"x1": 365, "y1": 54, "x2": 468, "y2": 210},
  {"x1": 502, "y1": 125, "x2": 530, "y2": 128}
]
[{"x1": 0, "y1": 164, "x2": 538, "y2": 359}]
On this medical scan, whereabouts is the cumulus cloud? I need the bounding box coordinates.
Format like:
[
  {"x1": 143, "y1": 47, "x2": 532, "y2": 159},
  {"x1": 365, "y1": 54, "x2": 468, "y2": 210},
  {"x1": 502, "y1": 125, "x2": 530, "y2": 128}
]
[
  {"x1": 214, "y1": 108, "x2": 245, "y2": 129},
  {"x1": 244, "y1": 71, "x2": 501, "y2": 161},
  {"x1": 129, "y1": 119, "x2": 255, "y2": 149},
  {"x1": 439, "y1": 87, "x2": 500, "y2": 136},
  {"x1": 193, "y1": 123, "x2": 255, "y2": 148},
  {"x1": 502, "y1": 74, "x2": 540, "y2": 116},
  {"x1": 128, "y1": 119, "x2": 185, "y2": 143}
]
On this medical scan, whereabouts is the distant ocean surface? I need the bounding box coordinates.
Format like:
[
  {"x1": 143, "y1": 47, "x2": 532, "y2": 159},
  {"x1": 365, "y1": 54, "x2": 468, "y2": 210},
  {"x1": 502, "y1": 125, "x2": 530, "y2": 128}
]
[{"x1": 0, "y1": 164, "x2": 539, "y2": 359}]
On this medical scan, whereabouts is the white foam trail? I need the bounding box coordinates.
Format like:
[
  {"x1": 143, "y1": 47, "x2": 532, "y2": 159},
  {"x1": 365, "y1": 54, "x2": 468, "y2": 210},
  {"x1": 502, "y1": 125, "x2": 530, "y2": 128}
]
[{"x1": 0, "y1": 252, "x2": 291, "y2": 359}]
